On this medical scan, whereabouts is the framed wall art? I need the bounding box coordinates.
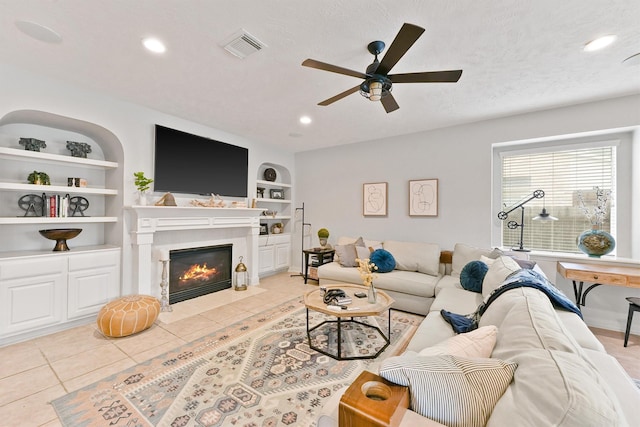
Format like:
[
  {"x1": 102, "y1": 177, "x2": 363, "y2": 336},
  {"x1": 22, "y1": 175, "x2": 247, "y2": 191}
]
[
  {"x1": 409, "y1": 179, "x2": 438, "y2": 216},
  {"x1": 363, "y1": 182, "x2": 388, "y2": 216},
  {"x1": 269, "y1": 189, "x2": 284, "y2": 199}
]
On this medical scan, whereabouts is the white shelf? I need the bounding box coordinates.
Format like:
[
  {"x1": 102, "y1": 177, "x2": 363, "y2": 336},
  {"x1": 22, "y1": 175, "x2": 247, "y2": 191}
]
[
  {"x1": 256, "y1": 179, "x2": 291, "y2": 188},
  {"x1": 0, "y1": 216, "x2": 117, "y2": 225},
  {"x1": 0, "y1": 147, "x2": 118, "y2": 169},
  {"x1": 259, "y1": 215, "x2": 292, "y2": 220},
  {"x1": 256, "y1": 198, "x2": 291, "y2": 204},
  {"x1": 0, "y1": 182, "x2": 118, "y2": 195}
]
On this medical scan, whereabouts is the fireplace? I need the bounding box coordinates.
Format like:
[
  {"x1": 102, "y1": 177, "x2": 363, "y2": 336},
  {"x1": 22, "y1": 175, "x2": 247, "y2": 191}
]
[{"x1": 169, "y1": 244, "x2": 232, "y2": 304}]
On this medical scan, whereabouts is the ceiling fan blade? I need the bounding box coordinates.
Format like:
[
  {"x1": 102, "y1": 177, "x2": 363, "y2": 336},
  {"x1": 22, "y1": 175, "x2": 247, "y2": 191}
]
[
  {"x1": 381, "y1": 93, "x2": 400, "y2": 113},
  {"x1": 390, "y1": 70, "x2": 463, "y2": 83},
  {"x1": 376, "y1": 23, "x2": 425, "y2": 76},
  {"x1": 302, "y1": 59, "x2": 368, "y2": 79},
  {"x1": 318, "y1": 85, "x2": 361, "y2": 106}
]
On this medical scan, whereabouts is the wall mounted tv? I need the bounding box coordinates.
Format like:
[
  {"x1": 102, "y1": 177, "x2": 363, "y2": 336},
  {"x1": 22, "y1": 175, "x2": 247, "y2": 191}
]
[{"x1": 154, "y1": 125, "x2": 248, "y2": 197}]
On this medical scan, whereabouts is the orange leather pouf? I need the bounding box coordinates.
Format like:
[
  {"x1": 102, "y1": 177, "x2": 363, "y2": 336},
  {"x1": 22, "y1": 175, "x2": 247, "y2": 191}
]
[{"x1": 97, "y1": 295, "x2": 160, "y2": 338}]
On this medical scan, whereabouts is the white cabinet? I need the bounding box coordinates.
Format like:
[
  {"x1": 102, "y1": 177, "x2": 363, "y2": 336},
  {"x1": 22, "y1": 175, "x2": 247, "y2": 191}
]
[
  {"x1": 67, "y1": 250, "x2": 120, "y2": 319},
  {"x1": 0, "y1": 257, "x2": 66, "y2": 336},
  {"x1": 258, "y1": 234, "x2": 291, "y2": 277},
  {"x1": 0, "y1": 247, "x2": 121, "y2": 343}
]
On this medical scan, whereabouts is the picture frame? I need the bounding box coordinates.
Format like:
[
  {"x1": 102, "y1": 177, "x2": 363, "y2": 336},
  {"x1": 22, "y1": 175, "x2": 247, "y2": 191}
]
[
  {"x1": 270, "y1": 189, "x2": 284, "y2": 199},
  {"x1": 363, "y1": 182, "x2": 388, "y2": 216},
  {"x1": 409, "y1": 179, "x2": 438, "y2": 216},
  {"x1": 259, "y1": 223, "x2": 268, "y2": 235}
]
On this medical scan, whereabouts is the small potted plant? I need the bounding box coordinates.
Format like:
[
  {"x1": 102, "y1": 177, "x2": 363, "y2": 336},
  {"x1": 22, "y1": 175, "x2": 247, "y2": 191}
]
[
  {"x1": 133, "y1": 171, "x2": 153, "y2": 205},
  {"x1": 317, "y1": 228, "x2": 330, "y2": 248},
  {"x1": 27, "y1": 170, "x2": 50, "y2": 185}
]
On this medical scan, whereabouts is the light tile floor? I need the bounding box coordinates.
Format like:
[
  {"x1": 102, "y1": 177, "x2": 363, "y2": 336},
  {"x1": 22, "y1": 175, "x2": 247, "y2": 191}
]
[{"x1": 0, "y1": 272, "x2": 638, "y2": 426}]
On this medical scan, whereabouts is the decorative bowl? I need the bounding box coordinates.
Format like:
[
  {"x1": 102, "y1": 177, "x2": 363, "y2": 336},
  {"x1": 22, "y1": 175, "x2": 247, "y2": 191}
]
[{"x1": 39, "y1": 228, "x2": 82, "y2": 251}]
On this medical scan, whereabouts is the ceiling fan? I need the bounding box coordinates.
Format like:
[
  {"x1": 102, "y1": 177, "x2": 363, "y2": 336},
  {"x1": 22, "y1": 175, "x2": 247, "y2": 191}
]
[{"x1": 302, "y1": 23, "x2": 463, "y2": 113}]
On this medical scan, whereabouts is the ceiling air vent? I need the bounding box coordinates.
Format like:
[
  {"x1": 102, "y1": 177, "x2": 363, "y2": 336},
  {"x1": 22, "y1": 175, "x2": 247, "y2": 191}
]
[{"x1": 222, "y1": 29, "x2": 267, "y2": 59}]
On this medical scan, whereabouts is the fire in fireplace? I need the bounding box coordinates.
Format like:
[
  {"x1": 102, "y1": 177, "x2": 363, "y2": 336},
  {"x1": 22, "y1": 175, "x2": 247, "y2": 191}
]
[{"x1": 169, "y1": 244, "x2": 232, "y2": 304}]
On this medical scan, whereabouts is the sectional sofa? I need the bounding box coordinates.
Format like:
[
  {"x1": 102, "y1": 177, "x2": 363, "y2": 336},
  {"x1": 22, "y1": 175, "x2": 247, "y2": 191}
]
[{"x1": 317, "y1": 238, "x2": 640, "y2": 426}]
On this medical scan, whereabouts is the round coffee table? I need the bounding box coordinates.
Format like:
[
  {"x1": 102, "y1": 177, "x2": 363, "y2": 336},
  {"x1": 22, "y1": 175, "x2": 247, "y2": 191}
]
[{"x1": 303, "y1": 284, "x2": 395, "y2": 360}]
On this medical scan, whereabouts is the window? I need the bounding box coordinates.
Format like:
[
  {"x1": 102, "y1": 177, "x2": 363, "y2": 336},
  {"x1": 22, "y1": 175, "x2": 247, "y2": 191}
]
[{"x1": 497, "y1": 142, "x2": 616, "y2": 253}]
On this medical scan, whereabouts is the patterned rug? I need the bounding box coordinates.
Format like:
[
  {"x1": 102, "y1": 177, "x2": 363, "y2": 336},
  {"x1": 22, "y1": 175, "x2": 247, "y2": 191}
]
[{"x1": 52, "y1": 297, "x2": 422, "y2": 426}]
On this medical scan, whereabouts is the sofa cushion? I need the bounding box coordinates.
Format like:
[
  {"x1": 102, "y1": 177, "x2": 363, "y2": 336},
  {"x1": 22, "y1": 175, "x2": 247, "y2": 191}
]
[
  {"x1": 452, "y1": 243, "x2": 500, "y2": 277},
  {"x1": 419, "y1": 325, "x2": 498, "y2": 358},
  {"x1": 334, "y1": 244, "x2": 357, "y2": 267},
  {"x1": 460, "y1": 260, "x2": 488, "y2": 293},
  {"x1": 383, "y1": 240, "x2": 440, "y2": 276},
  {"x1": 370, "y1": 248, "x2": 396, "y2": 273},
  {"x1": 380, "y1": 354, "x2": 517, "y2": 427},
  {"x1": 481, "y1": 256, "x2": 520, "y2": 300}
]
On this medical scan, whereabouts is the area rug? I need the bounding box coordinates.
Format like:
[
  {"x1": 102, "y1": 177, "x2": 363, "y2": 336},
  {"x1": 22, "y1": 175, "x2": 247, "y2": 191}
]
[{"x1": 52, "y1": 297, "x2": 422, "y2": 426}]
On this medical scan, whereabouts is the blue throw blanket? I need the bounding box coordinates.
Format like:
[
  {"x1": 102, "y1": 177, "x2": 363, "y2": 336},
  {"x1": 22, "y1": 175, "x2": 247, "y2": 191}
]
[{"x1": 441, "y1": 269, "x2": 582, "y2": 333}]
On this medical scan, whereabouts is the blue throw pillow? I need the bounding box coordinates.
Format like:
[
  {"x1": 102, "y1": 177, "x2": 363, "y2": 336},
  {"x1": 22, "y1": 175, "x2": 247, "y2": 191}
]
[
  {"x1": 460, "y1": 260, "x2": 488, "y2": 293},
  {"x1": 370, "y1": 249, "x2": 396, "y2": 273}
]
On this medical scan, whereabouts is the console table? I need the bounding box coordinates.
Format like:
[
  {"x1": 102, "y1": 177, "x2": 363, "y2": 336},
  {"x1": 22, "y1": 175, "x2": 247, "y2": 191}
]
[{"x1": 557, "y1": 262, "x2": 640, "y2": 307}]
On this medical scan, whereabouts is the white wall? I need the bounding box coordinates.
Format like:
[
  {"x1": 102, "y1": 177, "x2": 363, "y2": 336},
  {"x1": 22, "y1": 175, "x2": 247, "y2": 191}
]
[
  {"x1": 295, "y1": 94, "x2": 640, "y2": 333},
  {"x1": 0, "y1": 65, "x2": 295, "y2": 294}
]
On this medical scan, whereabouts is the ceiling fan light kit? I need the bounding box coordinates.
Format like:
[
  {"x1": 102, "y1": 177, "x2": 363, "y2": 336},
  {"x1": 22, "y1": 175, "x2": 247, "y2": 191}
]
[{"x1": 302, "y1": 23, "x2": 463, "y2": 113}]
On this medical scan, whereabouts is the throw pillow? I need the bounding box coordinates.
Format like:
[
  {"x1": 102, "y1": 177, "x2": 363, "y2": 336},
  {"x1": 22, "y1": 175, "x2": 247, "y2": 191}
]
[
  {"x1": 380, "y1": 354, "x2": 517, "y2": 427},
  {"x1": 418, "y1": 325, "x2": 498, "y2": 358},
  {"x1": 460, "y1": 260, "x2": 488, "y2": 293},
  {"x1": 451, "y1": 243, "x2": 496, "y2": 277},
  {"x1": 369, "y1": 248, "x2": 396, "y2": 273},
  {"x1": 481, "y1": 256, "x2": 521, "y2": 300},
  {"x1": 334, "y1": 244, "x2": 357, "y2": 267}
]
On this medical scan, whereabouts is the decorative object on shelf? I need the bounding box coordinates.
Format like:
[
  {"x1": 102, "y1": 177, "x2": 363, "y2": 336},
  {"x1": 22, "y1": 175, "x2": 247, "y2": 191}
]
[
  {"x1": 269, "y1": 189, "x2": 284, "y2": 199},
  {"x1": 39, "y1": 228, "x2": 82, "y2": 251},
  {"x1": 318, "y1": 228, "x2": 330, "y2": 247},
  {"x1": 134, "y1": 171, "x2": 154, "y2": 206},
  {"x1": 234, "y1": 256, "x2": 248, "y2": 291},
  {"x1": 159, "y1": 259, "x2": 172, "y2": 312},
  {"x1": 259, "y1": 223, "x2": 268, "y2": 235},
  {"x1": 257, "y1": 187, "x2": 265, "y2": 198},
  {"x1": 271, "y1": 223, "x2": 283, "y2": 234},
  {"x1": 262, "y1": 209, "x2": 277, "y2": 217},
  {"x1": 66, "y1": 141, "x2": 92, "y2": 158},
  {"x1": 67, "y1": 177, "x2": 87, "y2": 187},
  {"x1": 263, "y1": 167, "x2": 277, "y2": 182},
  {"x1": 577, "y1": 186, "x2": 614, "y2": 257},
  {"x1": 356, "y1": 257, "x2": 378, "y2": 303},
  {"x1": 27, "y1": 170, "x2": 50, "y2": 185},
  {"x1": 231, "y1": 201, "x2": 247, "y2": 208},
  {"x1": 19, "y1": 137, "x2": 46, "y2": 152},
  {"x1": 409, "y1": 178, "x2": 438, "y2": 217},
  {"x1": 190, "y1": 193, "x2": 226, "y2": 207},
  {"x1": 155, "y1": 192, "x2": 177, "y2": 206},
  {"x1": 363, "y1": 182, "x2": 387, "y2": 216},
  {"x1": 497, "y1": 189, "x2": 557, "y2": 252},
  {"x1": 69, "y1": 196, "x2": 90, "y2": 216},
  {"x1": 18, "y1": 194, "x2": 44, "y2": 217}
]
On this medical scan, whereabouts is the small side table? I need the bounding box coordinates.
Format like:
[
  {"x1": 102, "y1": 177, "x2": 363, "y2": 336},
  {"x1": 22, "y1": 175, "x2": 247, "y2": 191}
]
[{"x1": 303, "y1": 248, "x2": 335, "y2": 284}]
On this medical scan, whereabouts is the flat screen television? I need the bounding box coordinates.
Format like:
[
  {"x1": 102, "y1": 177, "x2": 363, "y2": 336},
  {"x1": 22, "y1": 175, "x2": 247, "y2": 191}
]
[{"x1": 154, "y1": 125, "x2": 248, "y2": 197}]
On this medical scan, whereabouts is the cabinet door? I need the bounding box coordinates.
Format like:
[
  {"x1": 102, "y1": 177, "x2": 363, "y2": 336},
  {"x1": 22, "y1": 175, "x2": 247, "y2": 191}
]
[
  {"x1": 0, "y1": 258, "x2": 66, "y2": 336},
  {"x1": 275, "y1": 243, "x2": 291, "y2": 270},
  {"x1": 68, "y1": 250, "x2": 120, "y2": 319},
  {"x1": 259, "y1": 245, "x2": 275, "y2": 274}
]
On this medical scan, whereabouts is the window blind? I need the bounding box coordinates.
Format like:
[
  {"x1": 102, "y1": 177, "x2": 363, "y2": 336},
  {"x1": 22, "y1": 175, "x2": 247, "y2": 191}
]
[{"x1": 500, "y1": 144, "x2": 616, "y2": 253}]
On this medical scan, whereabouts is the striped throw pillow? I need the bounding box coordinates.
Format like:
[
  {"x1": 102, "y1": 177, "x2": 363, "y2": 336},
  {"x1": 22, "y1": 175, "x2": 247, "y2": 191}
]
[{"x1": 380, "y1": 355, "x2": 517, "y2": 427}]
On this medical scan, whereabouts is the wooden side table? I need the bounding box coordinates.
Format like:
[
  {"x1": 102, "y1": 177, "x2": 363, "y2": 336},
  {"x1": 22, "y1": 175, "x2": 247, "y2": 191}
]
[
  {"x1": 302, "y1": 247, "x2": 335, "y2": 284},
  {"x1": 557, "y1": 262, "x2": 640, "y2": 307}
]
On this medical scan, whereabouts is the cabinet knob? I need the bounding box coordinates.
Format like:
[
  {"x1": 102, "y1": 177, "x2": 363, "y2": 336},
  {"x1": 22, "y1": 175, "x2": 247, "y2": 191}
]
[{"x1": 593, "y1": 275, "x2": 598, "y2": 280}]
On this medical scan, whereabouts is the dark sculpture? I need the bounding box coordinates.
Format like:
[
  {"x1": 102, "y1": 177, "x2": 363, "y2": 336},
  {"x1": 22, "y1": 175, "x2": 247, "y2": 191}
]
[
  {"x1": 66, "y1": 141, "x2": 92, "y2": 158},
  {"x1": 19, "y1": 137, "x2": 46, "y2": 152}
]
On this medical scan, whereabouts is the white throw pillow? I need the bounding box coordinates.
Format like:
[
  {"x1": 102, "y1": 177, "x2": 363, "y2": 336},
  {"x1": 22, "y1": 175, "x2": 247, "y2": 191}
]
[
  {"x1": 419, "y1": 325, "x2": 498, "y2": 358},
  {"x1": 380, "y1": 355, "x2": 517, "y2": 427},
  {"x1": 334, "y1": 244, "x2": 357, "y2": 267},
  {"x1": 481, "y1": 256, "x2": 521, "y2": 300},
  {"x1": 452, "y1": 243, "x2": 498, "y2": 277}
]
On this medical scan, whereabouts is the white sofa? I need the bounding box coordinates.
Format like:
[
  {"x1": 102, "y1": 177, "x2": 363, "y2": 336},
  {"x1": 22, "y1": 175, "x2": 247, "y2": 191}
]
[{"x1": 318, "y1": 241, "x2": 640, "y2": 427}]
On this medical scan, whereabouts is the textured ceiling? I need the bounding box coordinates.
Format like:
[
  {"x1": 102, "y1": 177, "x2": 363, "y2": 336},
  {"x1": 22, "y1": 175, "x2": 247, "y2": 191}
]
[{"x1": 0, "y1": 0, "x2": 639, "y2": 152}]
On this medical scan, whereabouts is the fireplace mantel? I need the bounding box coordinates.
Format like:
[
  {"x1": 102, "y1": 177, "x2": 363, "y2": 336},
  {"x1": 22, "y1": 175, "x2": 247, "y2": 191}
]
[{"x1": 125, "y1": 206, "x2": 265, "y2": 296}]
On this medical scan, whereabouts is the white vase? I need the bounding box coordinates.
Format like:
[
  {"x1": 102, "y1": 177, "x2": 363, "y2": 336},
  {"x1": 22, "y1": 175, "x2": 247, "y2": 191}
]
[
  {"x1": 137, "y1": 191, "x2": 148, "y2": 206},
  {"x1": 367, "y1": 282, "x2": 377, "y2": 304}
]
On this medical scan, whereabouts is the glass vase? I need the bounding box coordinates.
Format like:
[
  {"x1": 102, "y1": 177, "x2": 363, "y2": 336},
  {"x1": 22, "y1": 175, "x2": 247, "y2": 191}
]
[
  {"x1": 577, "y1": 226, "x2": 615, "y2": 257},
  {"x1": 367, "y1": 282, "x2": 377, "y2": 304}
]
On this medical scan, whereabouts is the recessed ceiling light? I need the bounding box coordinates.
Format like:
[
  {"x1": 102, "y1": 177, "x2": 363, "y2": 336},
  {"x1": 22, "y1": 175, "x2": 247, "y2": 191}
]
[
  {"x1": 142, "y1": 37, "x2": 166, "y2": 54},
  {"x1": 15, "y1": 20, "x2": 62, "y2": 44},
  {"x1": 583, "y1": 35, "x2": 616, "y2": 52},
  {"x1": 299, "y1": 116, "x2": 312, "y2": 125}
]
